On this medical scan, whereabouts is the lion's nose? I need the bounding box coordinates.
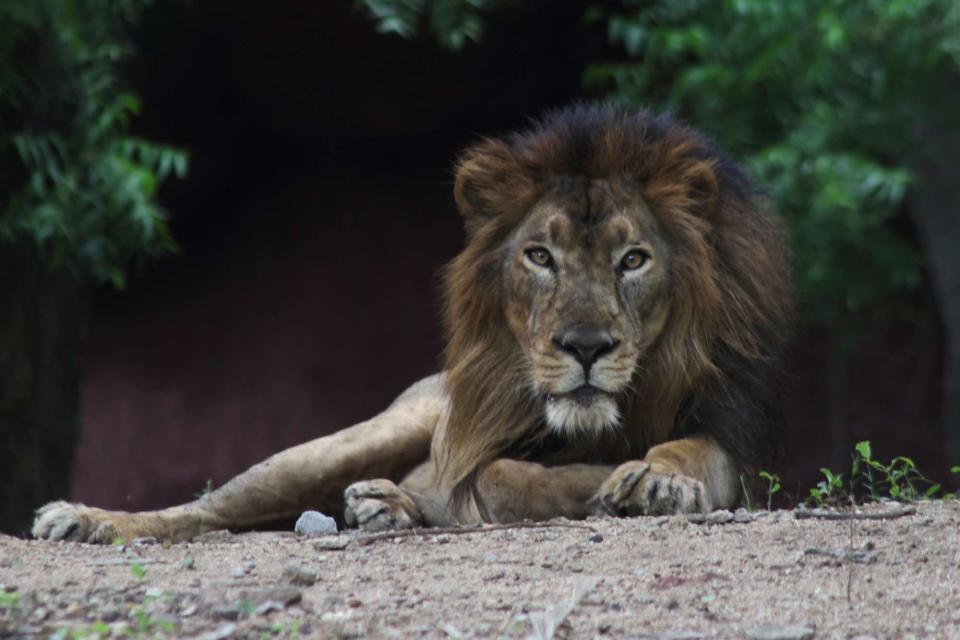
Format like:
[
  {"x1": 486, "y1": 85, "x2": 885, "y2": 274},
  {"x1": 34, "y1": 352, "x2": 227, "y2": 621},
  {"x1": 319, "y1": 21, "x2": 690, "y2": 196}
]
[{"x1": 553, "y1": 324, "x2": 619, "y2": 369}]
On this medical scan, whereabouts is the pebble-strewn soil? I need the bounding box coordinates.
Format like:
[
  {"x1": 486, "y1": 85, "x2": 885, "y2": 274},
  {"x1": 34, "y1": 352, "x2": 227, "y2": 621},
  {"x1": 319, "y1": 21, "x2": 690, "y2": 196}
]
[{"x1": 1, "y1": 501, "x2": 958, "y2": 639}]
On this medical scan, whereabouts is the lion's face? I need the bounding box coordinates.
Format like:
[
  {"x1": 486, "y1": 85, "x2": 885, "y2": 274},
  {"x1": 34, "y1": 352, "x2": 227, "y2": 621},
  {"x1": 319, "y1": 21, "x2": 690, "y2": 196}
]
[{"x1": 501, "y1": 178, "x2": 673, "y2": 434}]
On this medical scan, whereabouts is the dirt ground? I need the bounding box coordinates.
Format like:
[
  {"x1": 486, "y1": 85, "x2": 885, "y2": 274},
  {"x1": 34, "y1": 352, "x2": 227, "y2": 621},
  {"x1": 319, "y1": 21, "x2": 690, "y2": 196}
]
[{"x1": 1, "y1": 501, "x2": 958, "y2": 639}]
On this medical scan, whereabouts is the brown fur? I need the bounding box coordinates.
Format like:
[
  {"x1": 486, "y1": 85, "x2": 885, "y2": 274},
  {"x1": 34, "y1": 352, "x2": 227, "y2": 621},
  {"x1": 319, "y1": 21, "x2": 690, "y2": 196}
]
[{"x1": 438, "y1": 105, "x2": 791, "y2": 507}]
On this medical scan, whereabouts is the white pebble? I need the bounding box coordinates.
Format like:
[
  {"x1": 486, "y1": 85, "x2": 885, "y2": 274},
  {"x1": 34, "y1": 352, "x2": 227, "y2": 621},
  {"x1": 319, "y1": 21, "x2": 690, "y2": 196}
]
[{"x1": 295, "y1": 510, "x2": 338, "y2": 536}]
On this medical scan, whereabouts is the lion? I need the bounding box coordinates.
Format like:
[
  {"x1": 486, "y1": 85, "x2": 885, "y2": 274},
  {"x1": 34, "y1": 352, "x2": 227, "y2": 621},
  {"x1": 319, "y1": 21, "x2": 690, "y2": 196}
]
[{"x1": 32, "y1": 105, "x2": 792, "y2": 543}]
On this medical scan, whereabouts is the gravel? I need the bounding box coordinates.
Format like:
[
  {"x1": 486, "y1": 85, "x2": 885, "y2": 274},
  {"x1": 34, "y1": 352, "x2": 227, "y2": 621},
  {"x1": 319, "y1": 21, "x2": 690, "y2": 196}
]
[
  {"x1": 746, "y1": 624, "x2": 816, "y2": 640},
  {"x1": 1, "y1": 501, "x2": 958, "y2": 638}
]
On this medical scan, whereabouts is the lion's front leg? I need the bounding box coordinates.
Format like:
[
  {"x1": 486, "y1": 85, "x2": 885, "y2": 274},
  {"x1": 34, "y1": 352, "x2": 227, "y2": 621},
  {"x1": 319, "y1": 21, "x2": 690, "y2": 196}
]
[
  {"x1": 597, "y1": 435, "x2": 739, "y2": 517},
  {"x1": 33, "y1": 374, "x2": 445, "y2": 543},
  {"x1": 474, "y1": 459, "x2": 615, "y2": 523}
]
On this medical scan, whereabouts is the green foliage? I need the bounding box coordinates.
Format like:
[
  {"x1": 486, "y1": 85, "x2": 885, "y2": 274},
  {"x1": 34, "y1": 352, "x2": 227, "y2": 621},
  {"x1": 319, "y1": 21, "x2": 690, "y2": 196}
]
[
  {"x1": 586, "y1": 0, "x2": 960, "y2": 329},
  {"x1": 807, "y1": 466, "x2": 846, "y2": 508},
  {"x1": 0, "y1": 591, "x2": 20, "y2": 610},
  {"x1": 194, "y1": 478, "x2": 214, "y2": 499},
  {"x1": 806, "y1": 440, "x2": 945, "y2": 507},
  {"x1": 852, "y1": 440, "x2": 942, "y2": 502},
  {"x1": 129, "y1": 562, "x2": 146, "y2": 579},
  {"x1": 0, "y1": 0, "x2": 187, "y2": 288},
  {"x1": 355, "y1": 0, "x2": 494, "y2": 50},
  {"x1": 758, "y1": 470, "x2": 781, "y2": 511}
]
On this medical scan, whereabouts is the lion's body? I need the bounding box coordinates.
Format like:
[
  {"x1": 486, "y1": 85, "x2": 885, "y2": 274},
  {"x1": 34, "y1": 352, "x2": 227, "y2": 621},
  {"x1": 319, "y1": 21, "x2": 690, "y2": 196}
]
[{"x1": 33, "y1": 105, "x2": 792, "y2": 543}]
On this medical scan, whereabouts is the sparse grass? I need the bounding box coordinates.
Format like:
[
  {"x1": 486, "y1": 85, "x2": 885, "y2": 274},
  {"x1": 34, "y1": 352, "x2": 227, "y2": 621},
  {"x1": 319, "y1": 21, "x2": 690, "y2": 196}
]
[
  {"x1": 804, "y1": 440, "x2": 949, "y2": 508},
  {"x1": 759, "y1": 471, "x2": 781, "y2": 511},
  {"x1": 0, "y1": 591, "x2": 20, "y2": 610},
  {"x1": 263, "y1": 620, "x2": 301, "y2": 639},
  {"x1": 194, "y1": 478, "x2": 214, "y2": 499}
]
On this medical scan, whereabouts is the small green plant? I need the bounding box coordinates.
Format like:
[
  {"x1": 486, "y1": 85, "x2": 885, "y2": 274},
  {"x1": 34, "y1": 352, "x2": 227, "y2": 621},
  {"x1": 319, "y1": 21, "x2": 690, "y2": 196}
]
[
  {"x1": 759, "y1": 471, "x2": 781, "y2": 511},
  {"x1": 738, "y1": 474, "x2": 753, "y2": 511},
  {"x1": 0, "y1": 591, "x2": 20, "y2": 609},
  {"x1": 194, "y1": 478, "x2": 214, "y2": 499},
  {"x1": 237, "y1": 599, "x2": 256, "y2": 618},
  {"x1": 131, "y1": 602, "x2": 175, "y2": 635},
  {"x1": 852, "y1": 441, "x2": 941, "y2": 501},
  {"x1": 807, "y1": 467, "x2": 846, "y2": 508},
  {"x1": 51, "y1": 620, "x2": 112, "y2": 639},
  {"x1": 265, "y1": 620, "x2": 301, "y2": 639},
  {"x1": 129, "y1": 563, "x2": 146, "y2": 580},
  {"x1": 805, "y1": 440, "x2": 948, "y2": 508}
]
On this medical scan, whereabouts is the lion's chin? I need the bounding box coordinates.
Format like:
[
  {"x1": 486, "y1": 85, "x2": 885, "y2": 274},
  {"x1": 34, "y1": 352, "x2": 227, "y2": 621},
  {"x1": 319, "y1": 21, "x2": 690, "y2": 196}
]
[{"x1": 544, "y1": 391, "x2": 621, "y2": 435}]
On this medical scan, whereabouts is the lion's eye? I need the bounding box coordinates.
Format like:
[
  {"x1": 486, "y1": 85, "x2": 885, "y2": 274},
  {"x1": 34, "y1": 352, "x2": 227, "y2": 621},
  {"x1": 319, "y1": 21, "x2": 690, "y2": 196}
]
[
  {"x1": 525, "y1": 247, "x2": 554, "y2": 268},
  {"x1": 620, "y1": 250, "x2": 649, "y2": 271}
]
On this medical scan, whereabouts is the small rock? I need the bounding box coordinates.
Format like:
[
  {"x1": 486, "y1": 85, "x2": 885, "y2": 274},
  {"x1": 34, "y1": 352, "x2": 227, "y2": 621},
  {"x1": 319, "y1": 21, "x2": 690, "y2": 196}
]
[
  {"x1": 314, "y1": 536, "x2": 350, "y2": 551},
  {"x1": 283, "y1": 562, "x2": 318, "y2": 586},
  {"x1": 237, "y1": 587, "x2": 302, "y2": 607},
  {"x1": 746, "y1": 624, "x2": 815, "y2": 640},
  {"x1": 644, "y1": 632, "x2": 705, "y2": 640},
  {"x1": 195, "y1": 623, "x2": 237, "y2": 640},
  {"x1": 705, "y1": 510, "x2": 734, "y2": 525},
  {"x1": 295, "y1": 510, "x2": 338, "y2": 537},
  {"x1": 100, "y1": 609, "x2": 121, "y2": 623},
  {"x1": 230, "y1": 566, "x2": 246, "y2": 578},
  {"x1": 685, "y1": 513, "x2": 706, "y2": 525},
  {"x1": 734, "y1": 508, "x2": 754, "y2": 523},
  {"x1": 179, "y1": 604, "x2": 198, "y2": 617},
  {"x1": 664, "y1": 598, "x2": 679, "y2": 610},
  {"x1": 652, "y1": 516, "x2": 671, "y2": 527},
  {"x1": 132, "y1": 536, "x2": 157, "y2": 546},
  {"x1": 210, "y1": 606, "x2": 239, "y2": 621},
  {"x1": 255, "y1": 600, "x2": 285, "y2": 616},
  {"x1": 588, "y1": 533, "x2": 604, "y2": 543}
]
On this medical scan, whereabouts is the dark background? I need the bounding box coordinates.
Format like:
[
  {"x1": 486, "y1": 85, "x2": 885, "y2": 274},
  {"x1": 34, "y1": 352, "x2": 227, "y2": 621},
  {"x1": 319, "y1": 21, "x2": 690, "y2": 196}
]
[{"x1": 69, "y1": 0, "x2": 946, "y2": 511}]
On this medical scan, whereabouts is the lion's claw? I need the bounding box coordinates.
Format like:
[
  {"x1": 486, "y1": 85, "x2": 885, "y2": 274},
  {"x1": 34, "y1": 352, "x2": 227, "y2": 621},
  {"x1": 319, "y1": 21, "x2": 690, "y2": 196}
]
[
  {"x1": 344, "y1": 479, "x2": 422, "y2": 532},
  {"x1": 597, "y1": 462, "x2": 709, "y2": 517}
]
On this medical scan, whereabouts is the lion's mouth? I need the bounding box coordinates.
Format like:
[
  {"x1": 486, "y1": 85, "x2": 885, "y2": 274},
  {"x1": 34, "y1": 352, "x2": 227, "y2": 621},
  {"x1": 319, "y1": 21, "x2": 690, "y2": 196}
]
[{"x1": 546, "y1": 385, "x2": 608, "y2": 407}]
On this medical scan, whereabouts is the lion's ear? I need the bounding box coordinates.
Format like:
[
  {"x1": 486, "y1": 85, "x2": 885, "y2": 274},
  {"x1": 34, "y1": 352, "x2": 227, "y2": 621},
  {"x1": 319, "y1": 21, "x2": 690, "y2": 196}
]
[
  {"x1": 683, "y1": 158, "x2": 721, "y2": 217},
  {"x1": 454, "y1": 139, "x2": 535, "y2": 232}
]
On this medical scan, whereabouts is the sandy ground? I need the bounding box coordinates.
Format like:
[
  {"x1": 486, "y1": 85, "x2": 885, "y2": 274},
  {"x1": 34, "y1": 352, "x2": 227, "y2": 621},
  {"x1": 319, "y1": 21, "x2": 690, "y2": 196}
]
[{"x1": 1, "y1": 501, "x2": 959, "y2": 639}]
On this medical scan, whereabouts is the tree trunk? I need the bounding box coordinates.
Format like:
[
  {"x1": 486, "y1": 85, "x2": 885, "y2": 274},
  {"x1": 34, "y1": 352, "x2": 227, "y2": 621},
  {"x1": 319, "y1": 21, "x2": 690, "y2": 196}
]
[
  {"x1": 909, "y1": 78, "x2": 960, "y2": 467},
  {"x1": 0, "y1": 242, "x2": 93, "y2": 536}
]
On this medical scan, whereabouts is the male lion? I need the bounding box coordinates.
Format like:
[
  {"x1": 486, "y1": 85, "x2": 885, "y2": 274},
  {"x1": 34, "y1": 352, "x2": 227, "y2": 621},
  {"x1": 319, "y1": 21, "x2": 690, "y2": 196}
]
[{"x1": 33, "y1": 105, "x2": 792, "y2": 543}]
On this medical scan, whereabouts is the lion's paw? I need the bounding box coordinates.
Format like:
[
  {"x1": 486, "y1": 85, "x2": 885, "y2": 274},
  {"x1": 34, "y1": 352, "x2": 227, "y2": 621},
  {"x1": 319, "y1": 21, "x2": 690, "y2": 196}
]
[
  {"x1": 597, "y1": 461, "x2": 710, "y2": 517},
  {"x1": 344, "y1": 479, "x2": 422, "y2": 532},
  {"x1": 32, "y1": 501, "x2": 121, "y2": 544}
]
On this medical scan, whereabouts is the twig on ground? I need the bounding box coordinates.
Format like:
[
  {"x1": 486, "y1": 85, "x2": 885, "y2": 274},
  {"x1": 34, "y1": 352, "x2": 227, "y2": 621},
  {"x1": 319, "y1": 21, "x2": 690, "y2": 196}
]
[
  {"x1": 355, "y1": 521, "x2": 596, "y2": 546},
  {"x1": 794, "y1": 506, "x2": 915, "y2": 521},
  {"x1": 527, "y1": 576, "x2": 601, "y2": 640},
  {"x1": 85, "y1": 558, "x2": 168, "y2": 567}
]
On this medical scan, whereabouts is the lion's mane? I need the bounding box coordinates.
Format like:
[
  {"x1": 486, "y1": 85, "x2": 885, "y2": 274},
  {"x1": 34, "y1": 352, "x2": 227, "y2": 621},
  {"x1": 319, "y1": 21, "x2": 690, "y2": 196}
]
[{"x1": 436, "y1": 105, "x2": 793, "y2": 506}]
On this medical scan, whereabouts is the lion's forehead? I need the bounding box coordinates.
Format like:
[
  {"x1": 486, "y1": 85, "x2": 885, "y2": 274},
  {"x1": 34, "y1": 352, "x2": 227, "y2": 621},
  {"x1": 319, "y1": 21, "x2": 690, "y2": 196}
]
[{"x1": 520, "y1": 183, "x2": 663, "y2": 254}]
